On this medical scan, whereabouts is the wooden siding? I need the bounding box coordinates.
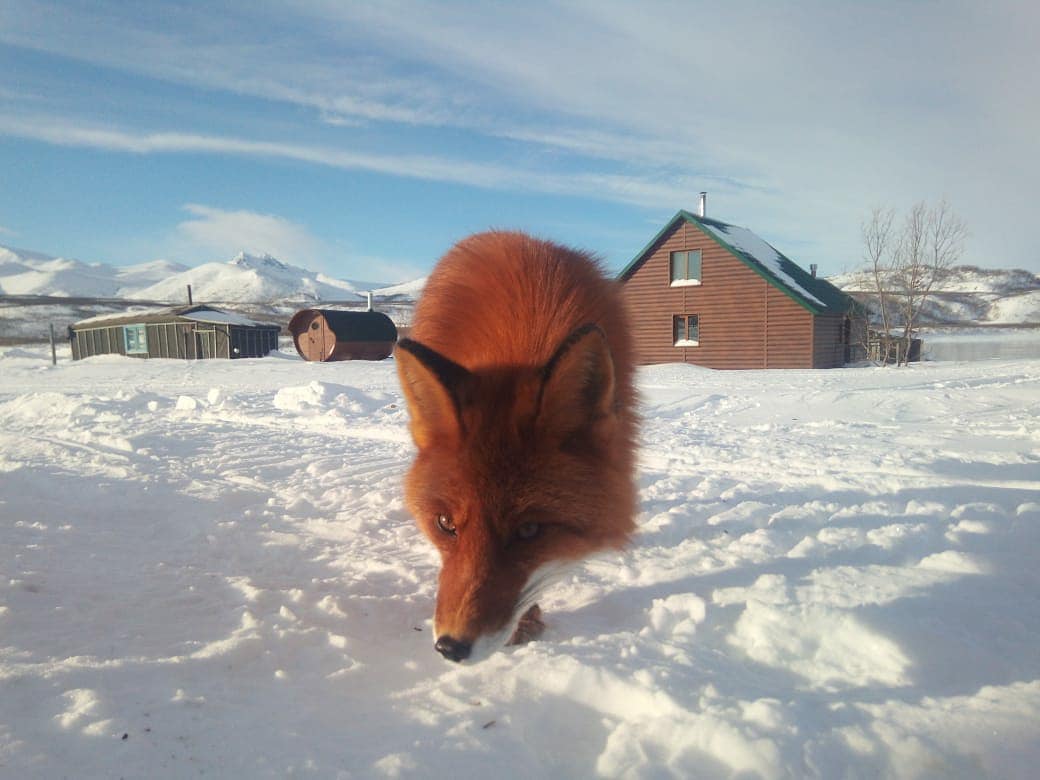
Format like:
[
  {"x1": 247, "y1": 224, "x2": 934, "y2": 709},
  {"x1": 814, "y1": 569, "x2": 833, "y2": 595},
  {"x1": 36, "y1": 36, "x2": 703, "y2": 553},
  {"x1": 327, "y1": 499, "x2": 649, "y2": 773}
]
[
  {"x1": 812, "y1": 314, "x2": 847, "y2": 369},
  {"x1": 621, "y1": 220, "x2": 827, "y2": 369},
  {"x1": 71, "y1": 322, "x2": 279, "y2": 360},
  {"x1": 765, "y1": 286, "x2": 813, "y2": 369}
]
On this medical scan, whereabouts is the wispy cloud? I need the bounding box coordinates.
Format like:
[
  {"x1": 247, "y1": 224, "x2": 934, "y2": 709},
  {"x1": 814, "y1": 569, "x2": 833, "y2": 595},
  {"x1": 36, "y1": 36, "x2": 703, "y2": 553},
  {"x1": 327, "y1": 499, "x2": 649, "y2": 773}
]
[
  {"x1": 0, "y1": 1, "x2": 458, "y2": 128},
  {"x1": 0, "y1": 224, "x2": 16, "y2": 237},
  {"x1": 175, "y1": 204, "x2": 322, "y2": 267},
  {"x1": 169, "y1": 205, "x2": 426, "y2": 283},
  {"x1": 0, "y1": 113, "x2": 697, "y2": 209},
  {"x1": 339, "y1": 254, "x2": 428, "y2": 285}
]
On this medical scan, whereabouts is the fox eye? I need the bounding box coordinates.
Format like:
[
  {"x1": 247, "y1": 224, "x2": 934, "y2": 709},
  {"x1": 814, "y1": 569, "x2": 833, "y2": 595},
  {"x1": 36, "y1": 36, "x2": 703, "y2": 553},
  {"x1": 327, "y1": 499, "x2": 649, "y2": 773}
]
[
  {"x1": 436, "y1": 513, "x2": 456, "y2": 537},
  {"x1": 516, "y1": 522, "x2": 541, "y2": 541}
]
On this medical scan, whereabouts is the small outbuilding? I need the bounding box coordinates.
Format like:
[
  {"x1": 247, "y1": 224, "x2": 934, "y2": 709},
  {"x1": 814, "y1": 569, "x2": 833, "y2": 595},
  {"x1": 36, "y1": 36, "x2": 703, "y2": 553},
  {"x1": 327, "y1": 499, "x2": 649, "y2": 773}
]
[
  {"x1": 867, "y1": 330, "x2": 923, "y2": 364},
  {"x1": 288, "y1": 308, "x2": 398, "y2": 361},
  {"x1": 69, "y1": 305, "x2": 280, "y2": 360}
]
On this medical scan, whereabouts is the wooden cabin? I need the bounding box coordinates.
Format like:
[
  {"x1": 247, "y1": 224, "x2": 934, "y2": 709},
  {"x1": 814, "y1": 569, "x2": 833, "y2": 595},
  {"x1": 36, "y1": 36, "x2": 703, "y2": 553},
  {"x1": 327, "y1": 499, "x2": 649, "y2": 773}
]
[
  {"x1": 288, "y1": 308, "x2": 398, "y2": 361},
  {"x1": 69, "y1": 305, "x2": 280, "y2": 360},
  {"x1": 618, "y1": 210, "x2": 864, "y2": 369}
]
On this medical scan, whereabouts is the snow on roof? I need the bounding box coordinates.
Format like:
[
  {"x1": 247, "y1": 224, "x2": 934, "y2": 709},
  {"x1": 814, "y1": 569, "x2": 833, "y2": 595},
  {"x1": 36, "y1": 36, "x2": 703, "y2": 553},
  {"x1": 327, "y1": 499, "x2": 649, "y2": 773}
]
[
  {"x1": 181, "y1": 309, "x2": 265, "y2": 327},
  {"x1": 72, "y1": 306, "x2": 170, "y2": 326},
  {"x1": 71, "y1": 305, "x2": 278, "y2": 329},
  {"x1": 697, "y1": 220, "x2": 826, "y2": 308}
]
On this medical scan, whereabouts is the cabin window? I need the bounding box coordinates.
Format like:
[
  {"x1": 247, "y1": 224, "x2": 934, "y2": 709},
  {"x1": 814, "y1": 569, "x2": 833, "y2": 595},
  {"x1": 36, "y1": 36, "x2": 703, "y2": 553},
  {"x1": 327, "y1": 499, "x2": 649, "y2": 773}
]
[
  {"x1": 123, "y1": 324, "x2": 148, "y2": 354},
  {"x1": 670, "y1": 250, "x2": 702, "y2": 285},
  {"x1": 673, "y1": 314, "x2": 699, "y2": 347}
]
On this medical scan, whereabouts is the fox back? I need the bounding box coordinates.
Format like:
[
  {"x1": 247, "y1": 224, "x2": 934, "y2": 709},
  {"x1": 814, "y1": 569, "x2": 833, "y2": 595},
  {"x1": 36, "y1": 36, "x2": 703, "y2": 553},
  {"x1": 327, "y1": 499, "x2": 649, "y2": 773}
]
[{"x1": 396, "y1": 231, "x2": 637, "y2": 663}]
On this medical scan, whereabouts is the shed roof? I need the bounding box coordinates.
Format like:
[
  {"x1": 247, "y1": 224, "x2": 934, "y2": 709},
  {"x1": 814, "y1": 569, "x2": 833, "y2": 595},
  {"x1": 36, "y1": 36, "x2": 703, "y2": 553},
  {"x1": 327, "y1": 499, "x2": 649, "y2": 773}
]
[
  {"x1": 71, "y1": 305, "x2": 278, "y2": 329},
  {"x1": 618, "y1": 210, "x2": 855, "y2": 316}
]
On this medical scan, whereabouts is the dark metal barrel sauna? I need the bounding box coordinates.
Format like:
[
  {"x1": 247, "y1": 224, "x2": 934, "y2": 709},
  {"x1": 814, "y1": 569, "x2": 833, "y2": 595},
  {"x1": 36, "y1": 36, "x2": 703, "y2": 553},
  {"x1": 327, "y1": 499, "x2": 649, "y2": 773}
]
[{"x1": 288, "y1": 308, "x2": 398, "y2": 361}]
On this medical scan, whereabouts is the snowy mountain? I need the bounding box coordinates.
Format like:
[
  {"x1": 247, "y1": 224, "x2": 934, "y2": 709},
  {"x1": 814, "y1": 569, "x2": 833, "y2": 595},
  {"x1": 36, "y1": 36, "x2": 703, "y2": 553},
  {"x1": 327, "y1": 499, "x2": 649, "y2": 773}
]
[
  {"x1": 0, "y1": 245, "x2": 369, "y2": 303},
  {"x1": 828, "y1": 264, "x2": 1040, "y2": 325},
  {"x1": 0, "y1": 245, "x2": 187, "y2": 298},
  {"x1": 133, "y1": 252, "x2": 364, "y2": 304},
  {"x1": 372, "y1": 275, "x2": 428, "y2": 300}
]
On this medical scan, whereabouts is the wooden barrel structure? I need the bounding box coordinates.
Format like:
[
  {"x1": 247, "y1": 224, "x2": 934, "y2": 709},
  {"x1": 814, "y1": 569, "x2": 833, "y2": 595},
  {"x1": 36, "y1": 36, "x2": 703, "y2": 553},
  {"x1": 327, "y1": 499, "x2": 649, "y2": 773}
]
[{"x1": 288, "y1": 308, "x2": 398, "y2": 361}]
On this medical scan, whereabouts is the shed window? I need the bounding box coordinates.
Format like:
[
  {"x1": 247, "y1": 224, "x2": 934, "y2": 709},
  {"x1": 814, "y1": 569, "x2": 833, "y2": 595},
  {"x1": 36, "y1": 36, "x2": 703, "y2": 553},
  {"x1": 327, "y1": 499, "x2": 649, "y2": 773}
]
[
  {"x1": 670, "y1": 250, "x2": 702, "y2": 285},
  {"x1": 673, "y1": 315, "x2": 699, "y2": 347},
  {"x1": 123, "y1": 324, "x2": 148, "y2": 354}
]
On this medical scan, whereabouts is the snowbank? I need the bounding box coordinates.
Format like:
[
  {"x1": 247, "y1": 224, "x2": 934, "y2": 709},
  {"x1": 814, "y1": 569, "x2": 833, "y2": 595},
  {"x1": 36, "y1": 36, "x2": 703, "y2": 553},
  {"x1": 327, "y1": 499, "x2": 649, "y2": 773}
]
[{"x1": 2, "y1": 349, "x2": 1039, "y2": 777}]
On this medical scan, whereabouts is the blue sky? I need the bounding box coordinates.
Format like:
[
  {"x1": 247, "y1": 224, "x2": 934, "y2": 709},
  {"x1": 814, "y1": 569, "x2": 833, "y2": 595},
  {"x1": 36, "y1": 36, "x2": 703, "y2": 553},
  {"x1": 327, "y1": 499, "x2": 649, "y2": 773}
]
[{"x1": 1, "y1": 1, "x2": 1037, "y2": 283}]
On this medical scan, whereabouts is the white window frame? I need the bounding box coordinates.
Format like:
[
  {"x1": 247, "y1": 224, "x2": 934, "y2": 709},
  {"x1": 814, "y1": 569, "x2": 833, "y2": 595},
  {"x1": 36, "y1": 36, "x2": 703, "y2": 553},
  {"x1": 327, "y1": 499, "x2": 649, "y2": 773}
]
[
  {"x1": 669, "y1": 249, "x2": 702, "y2": 286},
  {"x1": 673, "y1": 314, "x2": 699, "y2": 347}
]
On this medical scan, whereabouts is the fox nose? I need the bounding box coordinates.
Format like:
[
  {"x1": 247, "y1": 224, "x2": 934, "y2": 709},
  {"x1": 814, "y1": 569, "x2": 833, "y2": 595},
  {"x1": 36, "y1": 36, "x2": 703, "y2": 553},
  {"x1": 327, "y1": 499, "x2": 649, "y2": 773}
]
[{"x1": 434, "y1": 635, "x2": 472, "y2": 662}]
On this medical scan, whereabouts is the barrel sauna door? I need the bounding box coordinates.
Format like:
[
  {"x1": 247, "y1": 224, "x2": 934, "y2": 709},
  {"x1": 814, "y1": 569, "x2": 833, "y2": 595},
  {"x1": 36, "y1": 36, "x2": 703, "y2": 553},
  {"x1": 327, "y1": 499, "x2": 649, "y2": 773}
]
[{"x1": 297, "y1": 310, "x2": 335, "y2": 361}]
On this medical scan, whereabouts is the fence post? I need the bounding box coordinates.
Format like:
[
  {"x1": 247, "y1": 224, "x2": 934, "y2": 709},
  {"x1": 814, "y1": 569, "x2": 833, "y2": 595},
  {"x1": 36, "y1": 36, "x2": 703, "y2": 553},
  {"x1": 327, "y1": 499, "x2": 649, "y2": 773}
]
[{"x1": 49, "y1": 323, "x2": 57, "y2": 366}]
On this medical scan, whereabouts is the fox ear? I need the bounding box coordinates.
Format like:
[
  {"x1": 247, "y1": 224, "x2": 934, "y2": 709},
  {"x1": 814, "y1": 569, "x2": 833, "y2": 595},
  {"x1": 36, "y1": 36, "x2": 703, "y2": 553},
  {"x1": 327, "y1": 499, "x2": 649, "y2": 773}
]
[
  {"x1": 537, "y1": 324, "x2": 616, "y2": 441},
  {"x1": 396, "y1": 339, "x2": 470, "y2": 449}
]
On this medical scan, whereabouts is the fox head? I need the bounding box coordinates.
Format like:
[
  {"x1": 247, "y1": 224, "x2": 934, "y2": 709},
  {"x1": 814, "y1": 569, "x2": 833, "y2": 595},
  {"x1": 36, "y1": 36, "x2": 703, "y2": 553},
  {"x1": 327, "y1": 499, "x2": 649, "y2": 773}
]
[{"x1": 396, "y1": 324, "x2": 632, "y2": 663}]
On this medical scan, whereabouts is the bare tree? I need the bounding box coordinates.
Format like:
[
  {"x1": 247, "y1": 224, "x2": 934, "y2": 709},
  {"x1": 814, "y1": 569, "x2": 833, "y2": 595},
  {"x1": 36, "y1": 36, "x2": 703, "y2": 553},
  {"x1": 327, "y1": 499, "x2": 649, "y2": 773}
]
[
  {"x1": 861, "y1": 200, "x2": 968, "y2": 365},
  {"x1": 861, "y1": 206, "x2": 896, "y2": 362}
]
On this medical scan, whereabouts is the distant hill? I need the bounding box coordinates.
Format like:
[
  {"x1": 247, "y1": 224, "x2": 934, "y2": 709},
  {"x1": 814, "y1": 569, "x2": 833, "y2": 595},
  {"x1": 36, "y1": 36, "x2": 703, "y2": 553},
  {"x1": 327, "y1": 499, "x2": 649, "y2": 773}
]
[
  {"x1": 133, "y1": 252, "x2": 365, "y2": 304},
  {"x1": 372, "y1": 276, "x2": 428, "y2": 300},
  {"x1": 828, "y1": 265, "x2": 1040, "y2": 326},
  {"x1": 0, "y1": 246, "x2": 378, "y2": 304},
  {"x1": 0, "y1": 246, "x2": 188, "y2": 298}
]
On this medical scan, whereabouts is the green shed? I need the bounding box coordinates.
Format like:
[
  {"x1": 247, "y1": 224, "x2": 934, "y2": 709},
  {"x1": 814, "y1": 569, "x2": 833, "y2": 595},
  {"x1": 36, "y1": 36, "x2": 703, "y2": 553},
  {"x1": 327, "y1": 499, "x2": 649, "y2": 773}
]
[{"x1": 69, "y1": 305, "x2": 280, "y2": 360}]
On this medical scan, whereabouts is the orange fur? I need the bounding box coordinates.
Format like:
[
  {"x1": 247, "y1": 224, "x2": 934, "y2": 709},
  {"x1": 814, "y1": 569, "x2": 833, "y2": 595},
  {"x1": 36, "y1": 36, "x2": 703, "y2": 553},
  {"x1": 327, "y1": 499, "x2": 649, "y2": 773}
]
[{"x1": 396, "y1": 231, "x2": 637, "y2": 662}]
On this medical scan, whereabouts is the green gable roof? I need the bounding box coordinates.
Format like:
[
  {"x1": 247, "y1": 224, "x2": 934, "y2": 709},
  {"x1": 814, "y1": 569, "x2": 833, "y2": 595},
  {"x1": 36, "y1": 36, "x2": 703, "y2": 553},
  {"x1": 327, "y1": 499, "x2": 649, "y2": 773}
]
[{"x1": 618, "y1": 210, "x2": 855, "y2": 316}]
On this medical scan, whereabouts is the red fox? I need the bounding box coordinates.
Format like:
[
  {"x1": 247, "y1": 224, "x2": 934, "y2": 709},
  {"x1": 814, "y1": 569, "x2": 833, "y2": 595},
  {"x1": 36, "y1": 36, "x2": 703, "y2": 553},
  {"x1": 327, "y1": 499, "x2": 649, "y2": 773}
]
[{"x1": 396, "y1": 231, "x2": 637, "y2": 663}]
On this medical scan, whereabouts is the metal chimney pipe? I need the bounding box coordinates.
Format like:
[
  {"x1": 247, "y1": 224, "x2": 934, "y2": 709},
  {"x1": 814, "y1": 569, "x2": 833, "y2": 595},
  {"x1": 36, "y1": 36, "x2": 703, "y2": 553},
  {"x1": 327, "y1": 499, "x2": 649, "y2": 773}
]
[
  {"x1": 698, "y1": 192, "x2": 707, "y2": 217},
  {"x1": 365, "y1": 291, "x2": 373, "y2": 311},
  {"x1": 187, "y1": 284, "x2": 193, "y2": 305},
  {"x1": 810, "y1": 264, "x2": 818, "y2": 278}
]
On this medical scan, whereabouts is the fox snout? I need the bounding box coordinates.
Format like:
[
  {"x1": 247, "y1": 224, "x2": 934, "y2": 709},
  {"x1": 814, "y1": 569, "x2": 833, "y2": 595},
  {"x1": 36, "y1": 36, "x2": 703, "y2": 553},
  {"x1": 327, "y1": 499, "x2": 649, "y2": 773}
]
[
  {"x1": 434, "y1": 603, "x2": 547, "y2": 662},
  {"x1": 434, "y1": 602, "x2": 548, "y2": 664},
  {"x1": 433, "y1": 635, "x2": 472, "y2": 663},
  {"x1": 429, "y1": 549, "x2": 533, "y2": 664}
]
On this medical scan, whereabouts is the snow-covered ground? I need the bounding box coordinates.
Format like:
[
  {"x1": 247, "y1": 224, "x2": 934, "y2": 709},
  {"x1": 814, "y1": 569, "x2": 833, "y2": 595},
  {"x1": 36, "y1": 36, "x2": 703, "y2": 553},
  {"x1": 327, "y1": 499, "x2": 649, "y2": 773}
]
[{"x1": 1, "y1": 347, "x2": 1038, "y2": 778}]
